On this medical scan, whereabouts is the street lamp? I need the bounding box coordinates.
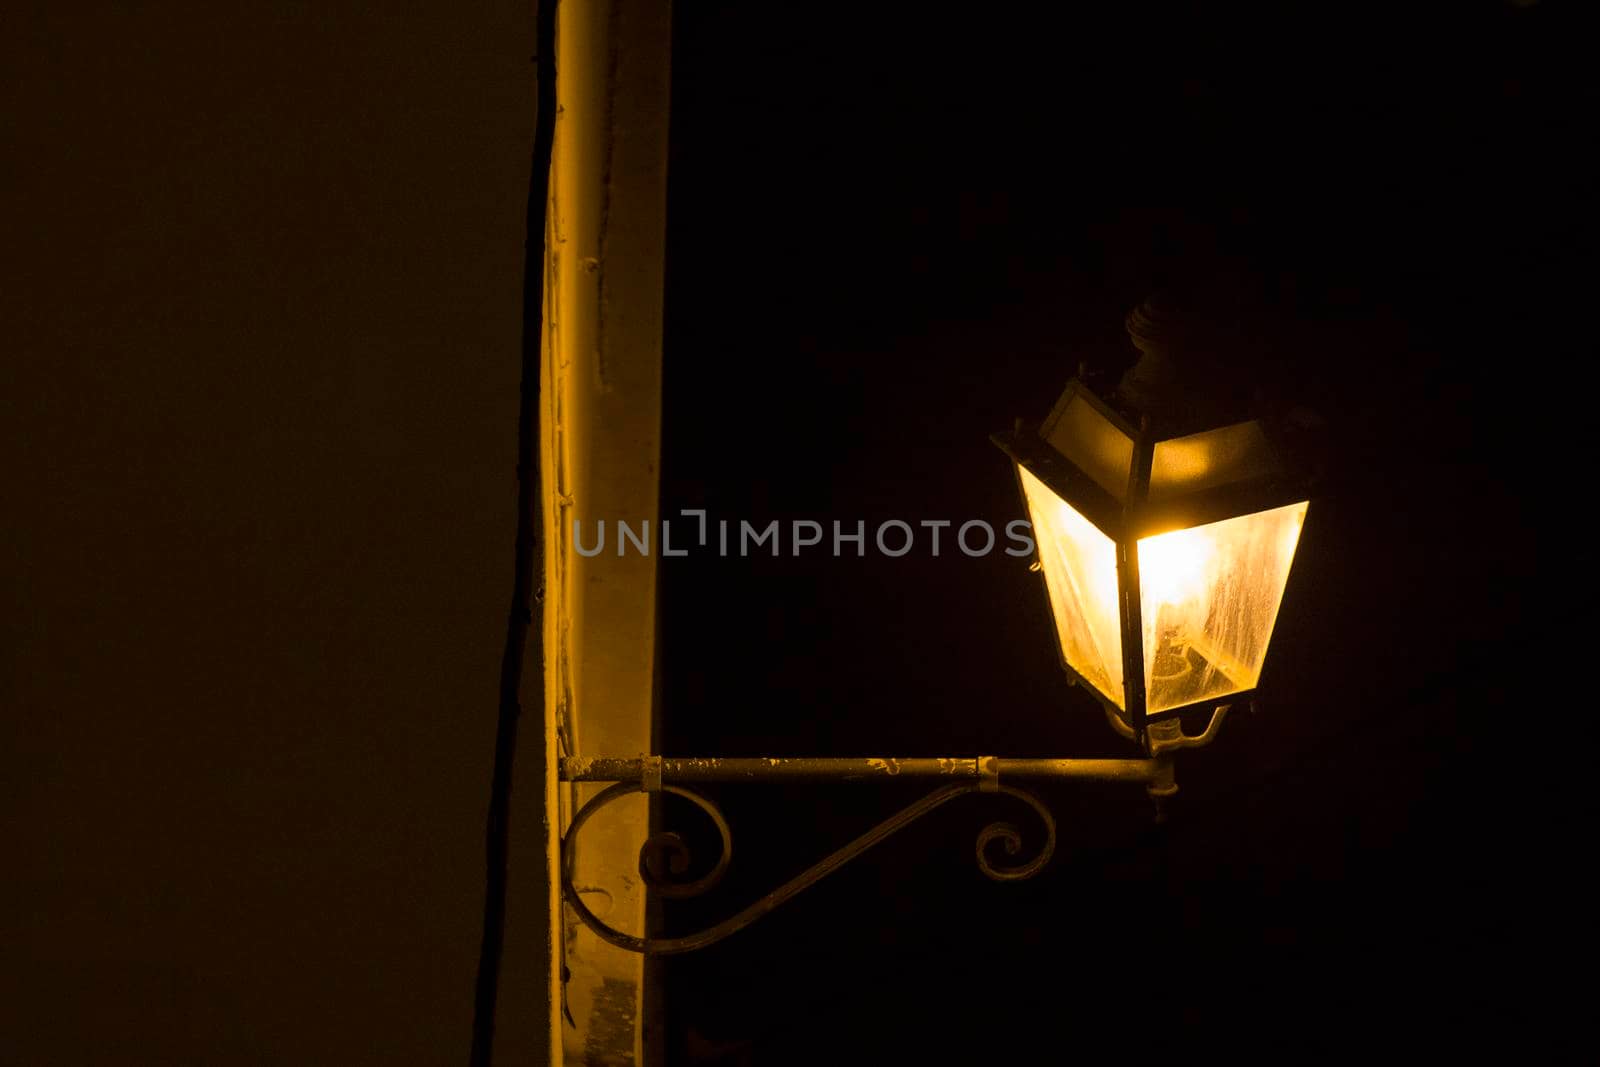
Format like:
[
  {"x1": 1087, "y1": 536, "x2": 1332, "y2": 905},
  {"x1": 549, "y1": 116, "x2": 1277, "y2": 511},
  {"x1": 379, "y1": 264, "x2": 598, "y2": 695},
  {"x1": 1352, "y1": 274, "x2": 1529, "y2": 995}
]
[
  {"x1": 993, "y1": 296, "x2": 1311, "y2": 751},
  {"x1": 559, "y1": 298, "x2": 1314, "y2": 954}
]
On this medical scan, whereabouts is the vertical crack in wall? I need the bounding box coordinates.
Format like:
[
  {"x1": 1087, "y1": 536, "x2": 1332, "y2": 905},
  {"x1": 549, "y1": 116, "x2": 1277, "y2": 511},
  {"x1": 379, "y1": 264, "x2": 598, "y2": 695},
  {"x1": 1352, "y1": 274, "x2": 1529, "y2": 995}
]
[{"x1": 593, "y1": 0, "x2": 624, "y2": 393}]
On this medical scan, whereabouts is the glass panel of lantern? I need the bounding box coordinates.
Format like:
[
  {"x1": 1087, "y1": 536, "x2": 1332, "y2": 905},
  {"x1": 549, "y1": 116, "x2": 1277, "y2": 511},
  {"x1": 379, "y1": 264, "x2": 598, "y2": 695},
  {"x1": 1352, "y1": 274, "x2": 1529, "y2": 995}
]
[{"x1": 1000, "y1": 379, "x2": 1310, "y2": 729}]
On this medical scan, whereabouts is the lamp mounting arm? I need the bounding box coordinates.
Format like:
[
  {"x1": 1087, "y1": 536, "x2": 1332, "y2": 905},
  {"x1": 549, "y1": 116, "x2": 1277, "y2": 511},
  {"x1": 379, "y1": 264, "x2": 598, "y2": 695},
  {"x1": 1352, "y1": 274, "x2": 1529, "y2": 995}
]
[{"x1": 556, "y1": 751, "x2": 1209, "y2": 957}]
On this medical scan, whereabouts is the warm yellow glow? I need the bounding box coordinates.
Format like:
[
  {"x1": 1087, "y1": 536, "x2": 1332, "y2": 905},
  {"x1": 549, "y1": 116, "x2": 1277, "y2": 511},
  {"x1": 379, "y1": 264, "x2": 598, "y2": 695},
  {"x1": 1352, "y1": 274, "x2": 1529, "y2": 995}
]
[
  {"x1": 1018, "y1": 466, "x2": 1124, "y2": 707},
  {"x1": 1020, "y1": 460, "x2": 1307, "y2": 716},
  {"x1": 1137, "y1": 525, "x2": 1217, "y2": 610},
  {"x1": 1147, "y1": 421, "x2": 1280, "y2": 500},
  {"x1": 1137, "y1": 501, "x2": 1308, "y2": 713}
]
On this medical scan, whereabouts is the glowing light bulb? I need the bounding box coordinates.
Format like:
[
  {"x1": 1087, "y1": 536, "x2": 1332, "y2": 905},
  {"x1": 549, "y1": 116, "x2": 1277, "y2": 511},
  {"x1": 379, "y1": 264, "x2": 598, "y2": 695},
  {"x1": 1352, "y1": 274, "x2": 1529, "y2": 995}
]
[{"x1": 1138, "y1": 526, "x2": 1217, "y2": 613}]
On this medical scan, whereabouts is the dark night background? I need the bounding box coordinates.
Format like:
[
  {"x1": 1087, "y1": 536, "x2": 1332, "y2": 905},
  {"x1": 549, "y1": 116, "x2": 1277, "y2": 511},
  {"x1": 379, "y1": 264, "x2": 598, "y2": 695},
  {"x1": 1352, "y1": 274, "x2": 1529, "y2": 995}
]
[
  {"x1": 2, "y1": 1, "x2": 1578, "y2": 1064},
  {"x1": 656, "y1": 2, "x2": 1568, "y2": 1063}
]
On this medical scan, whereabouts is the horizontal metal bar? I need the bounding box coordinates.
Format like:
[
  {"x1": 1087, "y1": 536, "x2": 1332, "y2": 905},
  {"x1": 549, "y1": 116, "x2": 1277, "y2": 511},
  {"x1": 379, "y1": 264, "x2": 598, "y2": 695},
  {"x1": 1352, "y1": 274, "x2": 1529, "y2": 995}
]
[
  {"x1": 559, "y1": 756, "x2": 1162, "y2": 785},
  {"x1": 987, "y1": 758, "x2": 1164, "y2": 782}
]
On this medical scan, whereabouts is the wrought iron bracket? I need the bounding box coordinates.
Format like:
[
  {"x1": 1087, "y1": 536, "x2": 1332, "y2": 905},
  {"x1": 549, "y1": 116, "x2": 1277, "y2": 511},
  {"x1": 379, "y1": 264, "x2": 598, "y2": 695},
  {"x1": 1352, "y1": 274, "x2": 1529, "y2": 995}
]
[
  {"x1": 557, "y1": 738, "x2": 1226, "y2": 955},
  {"x1": 1147, "y1": 704, "x2": 1229, "y2": 756}
]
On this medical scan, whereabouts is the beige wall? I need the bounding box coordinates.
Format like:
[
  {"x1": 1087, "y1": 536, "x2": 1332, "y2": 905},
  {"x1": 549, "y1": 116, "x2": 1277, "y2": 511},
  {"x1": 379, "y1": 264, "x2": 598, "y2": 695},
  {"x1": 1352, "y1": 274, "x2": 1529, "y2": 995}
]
[{"x1": 1, "y1": 2, "x2": 669, "y2": 1061}]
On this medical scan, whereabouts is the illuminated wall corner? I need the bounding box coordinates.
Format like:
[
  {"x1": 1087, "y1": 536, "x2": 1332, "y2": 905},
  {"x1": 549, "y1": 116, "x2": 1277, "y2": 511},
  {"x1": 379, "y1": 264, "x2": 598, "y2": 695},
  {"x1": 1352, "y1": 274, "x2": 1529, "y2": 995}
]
[{"x1": 542, "y1": 1, "x2": 672, "y2": 1064}]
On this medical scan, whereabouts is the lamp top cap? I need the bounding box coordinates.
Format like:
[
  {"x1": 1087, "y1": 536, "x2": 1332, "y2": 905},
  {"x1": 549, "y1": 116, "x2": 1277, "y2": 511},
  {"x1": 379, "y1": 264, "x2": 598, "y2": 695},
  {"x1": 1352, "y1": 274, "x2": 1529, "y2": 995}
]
[{"x1": 1112, "y1": 291, "x2": 1253, "y2": 435}]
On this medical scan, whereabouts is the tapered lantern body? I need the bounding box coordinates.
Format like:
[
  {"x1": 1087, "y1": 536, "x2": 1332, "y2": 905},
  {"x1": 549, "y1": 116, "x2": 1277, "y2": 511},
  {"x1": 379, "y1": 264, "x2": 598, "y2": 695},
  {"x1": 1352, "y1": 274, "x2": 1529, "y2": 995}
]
[{"x1": 996, "y1": 311, "x2": 1312, "y2": 743}]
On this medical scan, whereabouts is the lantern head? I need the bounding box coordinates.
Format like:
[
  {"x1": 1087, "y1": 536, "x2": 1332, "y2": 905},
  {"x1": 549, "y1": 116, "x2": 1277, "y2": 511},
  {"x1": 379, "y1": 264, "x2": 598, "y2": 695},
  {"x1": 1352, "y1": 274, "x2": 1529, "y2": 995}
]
[{"x1": 995, "y1": 298, "x2": 1313, "y2": 747}]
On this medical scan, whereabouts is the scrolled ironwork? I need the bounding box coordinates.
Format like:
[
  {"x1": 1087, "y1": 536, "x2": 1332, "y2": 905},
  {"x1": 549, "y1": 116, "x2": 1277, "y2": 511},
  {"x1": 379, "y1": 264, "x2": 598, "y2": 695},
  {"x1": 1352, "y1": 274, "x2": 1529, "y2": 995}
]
[
  {"x1": 561, "y1": 780, "x2": 1058, "y2": 955},
  {"x1": 635, "y1": 789, "x2": 732, "y2": 900},
  {"x1": 973, "y1": 785, "x2": 1056, "y2": 882}
]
